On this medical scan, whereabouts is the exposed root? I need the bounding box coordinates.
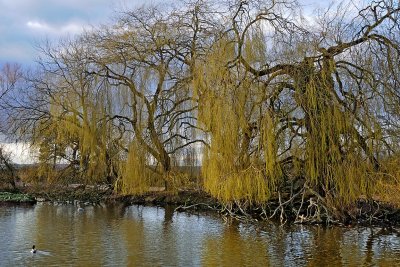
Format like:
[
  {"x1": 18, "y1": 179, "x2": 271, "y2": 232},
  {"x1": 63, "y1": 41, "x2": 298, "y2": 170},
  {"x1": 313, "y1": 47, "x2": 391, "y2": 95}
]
[{"x1": 169, "y1": 187, "x2": 400, "y2": 227}]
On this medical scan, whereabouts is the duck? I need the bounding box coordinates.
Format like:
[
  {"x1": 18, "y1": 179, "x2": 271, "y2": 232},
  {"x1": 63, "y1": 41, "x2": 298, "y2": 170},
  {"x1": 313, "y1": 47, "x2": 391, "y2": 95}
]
[{"x1": 31, "y1": 245, "x2": 37, "y2": 254}]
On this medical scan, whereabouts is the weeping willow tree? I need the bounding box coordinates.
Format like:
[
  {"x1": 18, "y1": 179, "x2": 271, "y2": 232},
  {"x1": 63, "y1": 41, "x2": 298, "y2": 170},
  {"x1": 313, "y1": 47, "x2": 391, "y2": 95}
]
[
  {"x1": 195, "y1": 35, "x2": 281, "y2": 204},
  {"x1": 194, "y1": 0, "x2": 300, "y2": 205},
  {"x1": 83, "y1": 2, "x2": 215, "y2": 193},
  {"x1": 289, "y1": 57, "x2": 376, "y2": 205},
  {"x1": 194, "y1": 0, "x2": 400, "y2": 216},
  {"x1": 8, "y1": 39, "x2": 123, "y2": 184}
]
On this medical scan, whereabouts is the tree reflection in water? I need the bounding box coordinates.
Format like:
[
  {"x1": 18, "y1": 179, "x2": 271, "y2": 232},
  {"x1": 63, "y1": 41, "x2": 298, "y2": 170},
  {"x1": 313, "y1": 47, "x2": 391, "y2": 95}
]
[{"x1": 1, "y1": 204, "x2": 400, "y2": 266}]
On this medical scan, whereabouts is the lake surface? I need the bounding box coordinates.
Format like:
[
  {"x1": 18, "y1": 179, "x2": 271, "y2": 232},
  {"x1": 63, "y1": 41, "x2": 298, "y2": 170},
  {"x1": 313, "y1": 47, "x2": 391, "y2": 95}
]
[{"x1": 1, "y1": 203, "x2": 400, "y2": 266}]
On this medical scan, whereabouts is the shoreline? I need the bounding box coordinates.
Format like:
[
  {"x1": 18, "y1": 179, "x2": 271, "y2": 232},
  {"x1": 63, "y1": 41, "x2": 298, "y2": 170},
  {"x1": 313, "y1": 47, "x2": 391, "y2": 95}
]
[{"x1": 1, "y1": 186, "x2": 400, "y2": 227}]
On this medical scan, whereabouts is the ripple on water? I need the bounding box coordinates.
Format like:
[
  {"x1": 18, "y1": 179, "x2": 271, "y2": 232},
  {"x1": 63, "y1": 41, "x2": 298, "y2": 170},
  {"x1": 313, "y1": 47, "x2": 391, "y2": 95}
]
[{"x1": 1, "y1": 204, "x2": 400, "y2": 266}]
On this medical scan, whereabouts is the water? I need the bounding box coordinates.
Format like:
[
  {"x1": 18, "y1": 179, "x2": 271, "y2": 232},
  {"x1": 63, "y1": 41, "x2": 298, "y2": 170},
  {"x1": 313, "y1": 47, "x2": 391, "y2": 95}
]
[{"x1": 1, "y1": 203, "x2": 400, "y2": 266}]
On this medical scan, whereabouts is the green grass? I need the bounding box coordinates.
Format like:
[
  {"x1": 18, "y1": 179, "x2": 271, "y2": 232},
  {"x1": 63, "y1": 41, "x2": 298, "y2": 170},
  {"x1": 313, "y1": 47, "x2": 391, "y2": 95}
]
[{"x1": 0, "y1": 192, "x2": 35, "y2": 203}]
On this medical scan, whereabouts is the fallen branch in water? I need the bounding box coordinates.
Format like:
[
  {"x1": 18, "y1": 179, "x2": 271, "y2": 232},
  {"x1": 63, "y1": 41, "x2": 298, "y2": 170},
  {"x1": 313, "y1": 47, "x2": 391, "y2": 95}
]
[{"x1": 174, "y1": 202, "x2": 218, "y2": 212}]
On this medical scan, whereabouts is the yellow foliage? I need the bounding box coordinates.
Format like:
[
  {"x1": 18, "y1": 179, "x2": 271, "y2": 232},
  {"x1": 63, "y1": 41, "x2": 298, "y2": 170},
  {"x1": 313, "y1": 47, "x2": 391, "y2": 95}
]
[
  {"x1": 374, "y1": 156, "x2": 400, "y2": 207},
  {"x1": 196, "y1": 37, "x2": 280, "y2": 204},
  {"x1": 117, "y1": 142, "x2": 151, "y2": 195}
]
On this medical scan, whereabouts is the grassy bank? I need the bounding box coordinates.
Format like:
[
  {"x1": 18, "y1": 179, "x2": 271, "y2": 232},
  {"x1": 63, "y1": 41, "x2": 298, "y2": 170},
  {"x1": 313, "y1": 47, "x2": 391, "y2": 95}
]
[
  {"x1": 0, "y1": 191, "x2": 36, "y2": 204},
  {"x1": 1, "y1": 184, "x2": 217, "y2": 209}
]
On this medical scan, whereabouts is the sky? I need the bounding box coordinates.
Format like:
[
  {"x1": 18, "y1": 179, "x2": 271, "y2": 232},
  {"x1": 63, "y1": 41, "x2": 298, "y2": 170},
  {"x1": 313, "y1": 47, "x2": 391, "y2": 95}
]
[
  {"x1": 0, "y1": 0, "x2": 331, "y2": 67},
  {"x1": 0, "y1": 0, "x2": 158, "y2": 66}
]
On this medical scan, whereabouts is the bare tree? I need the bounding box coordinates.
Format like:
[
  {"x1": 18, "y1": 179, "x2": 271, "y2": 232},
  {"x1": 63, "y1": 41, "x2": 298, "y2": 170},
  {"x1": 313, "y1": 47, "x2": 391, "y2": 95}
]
[{"x1": 0, "y1": 63, "x2": 23, "y2": 133}]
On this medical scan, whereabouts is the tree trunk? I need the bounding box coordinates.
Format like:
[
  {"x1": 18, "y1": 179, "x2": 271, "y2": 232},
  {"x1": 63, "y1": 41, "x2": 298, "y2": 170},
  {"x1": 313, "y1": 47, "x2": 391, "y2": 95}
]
[{"x1": 162, "y1": 153, "x2": 172, "y2": 191}]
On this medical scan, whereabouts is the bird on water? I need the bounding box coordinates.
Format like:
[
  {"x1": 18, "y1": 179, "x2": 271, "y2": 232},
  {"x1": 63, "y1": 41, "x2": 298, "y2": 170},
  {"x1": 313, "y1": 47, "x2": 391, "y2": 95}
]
[{"x1": 31, "y1": 245, "x2": 37, "y2": 253}]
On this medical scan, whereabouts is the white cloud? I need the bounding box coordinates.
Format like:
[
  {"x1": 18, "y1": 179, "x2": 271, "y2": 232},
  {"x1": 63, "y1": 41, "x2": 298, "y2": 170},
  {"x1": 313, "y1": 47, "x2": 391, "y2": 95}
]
[
  {"x1": 26, "y1": 20, "x2": 51, "y2": 31},
  {"x1": 26, "y1": 20, "x2": 85, "y2": 35}
]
